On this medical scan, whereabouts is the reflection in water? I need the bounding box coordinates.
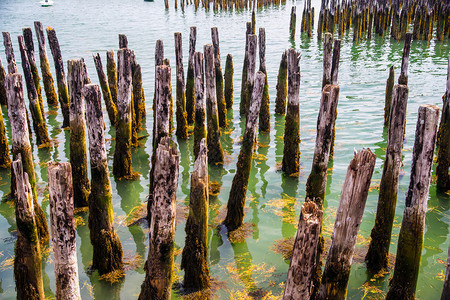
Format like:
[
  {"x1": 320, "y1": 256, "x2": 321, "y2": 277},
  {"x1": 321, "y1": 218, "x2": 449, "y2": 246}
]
[
  {"x1": 177, "y1": 138, "x2": 192, "y2": 197},
  {"x1": 280, "y1": 174, "x2": 298, "y2": 239},
  {"x1": 274, "y1": 114, "x2": 285, "y2": 163},
  {"x1": 231, "y1": 238, "x2": 256, "y2": 292}
]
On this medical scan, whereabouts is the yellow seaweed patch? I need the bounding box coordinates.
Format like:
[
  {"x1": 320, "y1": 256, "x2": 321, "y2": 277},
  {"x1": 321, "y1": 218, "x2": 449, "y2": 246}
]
[
  {"x1": 263, "y1": 193, "x2": 298, "y2": 225},
  {"x1": 0, "y1": 256, "x2": 13, "y2": 271},
  {"x1": 123, "y1": 251, "x2": 143, "y2": 271},
  {"x1": 359, "y1": 281, "x2": 386, "y2": 299},
  {"x1": 270, "y1": 237, "x2": 294, "y2": 260},
  {"x1": 228, "y1": 222, "x2": 256, "y2": 244},
  {"x1": 209, "y1": 180, "x2": 222, "y2": 196},
  {"x1": 98, "y1": 269, "x2": 125, "y2": 284}
]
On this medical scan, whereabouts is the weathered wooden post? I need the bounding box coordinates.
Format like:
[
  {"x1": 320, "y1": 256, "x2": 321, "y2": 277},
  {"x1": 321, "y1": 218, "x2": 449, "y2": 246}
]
[
  {"x1": 12, "y1": 156, "x2": 45, "y2": 300},
  {"x1": 93, "y1": 53, "x2": 117, "y2": 126},
  {"x1": 290, "y1": 6, "x2": 297, "y2": 40},
  {"x1": 305, "y1": 84, "x2": 340, "y2": 206},
  {"x1": 67, "y1": 59, "x2": 90, "y2": 208},
  {"x1": 383, "y1": 66, "x2": 395, "y2": 126},
  {"x1": 0, "y1": 58, "x2": 6, "y2": 105},
  {"x1": 0, "y1": 103, "x2": 10, "y2": 168},
  {"x1": 174, "y1": 32, "x2": 188, "y2": 139},
  {"x1": 186, "y1": 26, "x2": 197, "y2": 124},
  {"x1": 193, "y1": 52, "x2": 207, "y2": 159},
  {"x1": 6, "y1": 73, "x2": 49, "y2": 243},
  {"x1": 131, "y1": 52, "x2": 146, "y2": 133},
  {"x1": 366, "y1": 80, "x2": 409, "y2": 273},
  {"x1": 152, "y1": 40, "x2": 164, "y2": 147},
  {"x1": 275, "y1": 51, "x2": 288, "y2": 115},
  {"x1": 224, "y1": 54, "x2": 234, "y2": 109},
  {"x1": 140, "y1": 137, "x2": 179, "y2": 300},
  {"x1": 211, "y1": 27, "x2": 227, "y2": 127},
  {"x1": 2, "y1": 32, "x2": 18, "y2": 73},
  {"x1": 443, "y1": 240, "x2": 450, "y2": 300},
  {"x1": 22, "y1": 28, "x2": 44, "y2": 112},
  {"x1": 283, "y1": 201, "x2": 323, "y2": 300},
  {"x1": 259, "y1": 28, "x2": 270, "y2": 132},
  {"x1": 204, "y1": 44, "x2": 224, "y2": 164},
  {"x1": 106, "y1": 50, "x2": 118, "y2": 105},
  {"x1": 386, "y1": 104, "x2": 440, "y2": 299},
  {"x1": 83, "y1": 84, "x2": 124, "y2": 275},
  {"x1": 331, "y1": 39, "x2": 341, "y2": 85},
  {"x1": 113, "y1": 49, "x2": 137, "y2": 180},
  {"x1": 437, "y1": 58, "x2": 450, "y2": 191},
  {"x1": 242, "y1": 34, "x2": 257, "y2": 118},
  {"x1": 318, "y1": 148, "x2": 377, "y2": 299},
  {"x1": 181, "y1": 138, "x2": 211, "y2": 291},
  {"x1": 322, "y1": 33, "x2": 332, "y2": 88},
  {"x1": 119, "y1": 33, "x2": 128, "y2": 49},
  {"x1": 282, "y1": 49, "x2": 301, "y2": 176},
  {"x1": 47, "y1": 27, "x2": 70, "y2": 127},
  {"x1": 18, "y1": 36, "x2": 50, "y2": 147},
  {"x1": 47, "y1": 162, "x2": 81, "y2": 300},
  {"x1": 398, "y1": 33, "x2": 412, "y2": 85},
  {"x1": 34, "y1": 21, "x2": 58, "y2": 106},
  {"x1": 224, "y1": 71, "x2": 265, "y2": 231},
  {"x1": 240, "y1": 22, "x2": 252, "y2": 116}
]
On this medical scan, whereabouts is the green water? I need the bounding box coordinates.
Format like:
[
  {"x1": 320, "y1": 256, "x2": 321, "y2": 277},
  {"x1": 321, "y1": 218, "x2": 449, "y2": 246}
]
[{"x1": 0, "y1": 0, "x2": 449, "y2": 298}]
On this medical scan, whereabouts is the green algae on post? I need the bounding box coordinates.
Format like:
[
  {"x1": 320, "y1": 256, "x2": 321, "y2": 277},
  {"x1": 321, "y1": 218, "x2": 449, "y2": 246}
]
[
  {"x1": 174, "y1": 32, "x2": 188, "y2": 139},
  {"x1": 0, "y1": 57, "x2": 6, "y2": 105},
  {"x1": 211, "y1": 27, "x2": 227, "y2": 128},
  {"x1": 275, "y1": 51, "x2": 288, "y2": 115},
  {"x1": 384, "y1": 66, "x2": 395, "y2": 127},
  {"x1": 243, "y1": 34, "x2": 257, "y2": 119},
  {"x1": 131, "y1": 52, "x2": 146, "y2": 133},
  {"x1": 93, "y1": 53, "x2": 117, "y2": 127},
  {"x1": 240, "y1": 22, "x2": 252, "y2": 116},
  {"x1": 224, "y1": 54, "x2": 234, "y2": 109},
  {"x1": 186, "y1": 26, "x2": 197, "y2": 124},
  {"x1": 0, "y1": 104, "x2": 10, "y2": 168},
  {"x1": 193, "y1": 52, "x2": 207, "y2": 159},
  {"x1": 258, "y1": 28, "x2": 270, "y2": 132},
  {"x1": 106, "y1": 50, "x2": 118, "y2": 105},
  {"x1": 437, "y1": 58, "x2": 450, "y2": 191}
]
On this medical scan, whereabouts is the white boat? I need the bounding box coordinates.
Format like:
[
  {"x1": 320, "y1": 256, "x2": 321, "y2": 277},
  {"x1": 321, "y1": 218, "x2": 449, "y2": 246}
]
[{"x1": 41, "y1": 0, "x2": 53, "y2": 7}]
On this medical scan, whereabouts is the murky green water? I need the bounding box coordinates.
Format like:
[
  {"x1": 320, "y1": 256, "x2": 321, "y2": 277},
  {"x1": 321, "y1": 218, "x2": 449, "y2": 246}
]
[{"x1": 0, "y1": 0, "x2": 449, "y2": 298}]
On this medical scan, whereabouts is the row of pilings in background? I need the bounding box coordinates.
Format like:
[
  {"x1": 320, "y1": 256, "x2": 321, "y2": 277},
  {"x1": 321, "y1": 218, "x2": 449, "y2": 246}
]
[
  {"x1": 0, "y1": 18, "x2": 449, "y2": 300},
  {"x1": 286, "y1": 0, "x2": 450, "y2": 41},
  {"x1": 166, "y1": 0, "x2": 287, "y2": 11}
]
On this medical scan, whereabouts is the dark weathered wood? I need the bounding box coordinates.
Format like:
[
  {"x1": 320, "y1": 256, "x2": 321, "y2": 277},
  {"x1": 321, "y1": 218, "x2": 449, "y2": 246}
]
[
  {"x1": 181, "y1": 138, "x2": 211, "y2": 291},
  {"x1": 318, "y1": 148, "x2": 377, "y2": 299},
  {"x1": 224, "y1": 54, "x2": 234, "y2": 109},
  {"x1": 437, "y1": 57, "x2": 450, "y2": 191},
  {"x1": 259, "y1": 28, "x2": 270, "y2": 132},
  {"x1": 93, "y1": 53, "x2": 117, "y2": 126},
  {"x1": 0, "y1": 98, "x2": 10, "y2": 168},
  {"x1": 140, "y1": 137, "x2": 179, "y2": 300},
  {"x1": 131, "y1": 52, "x2": 145, "y2": 137},
  {"x1": 275, "y1": 51, "x2": 288, "y2": 115},
  {"x1": 0, "y1": 57, "x2": 6, "y2": 105},
  {"x1": 67, "y1": 59, "x2": 90, "y2": 208},
  {"x1": 384, "y1": 66, "x2": 395, "y2": 126},
  {"x1": 106, "y1": 50, "x2": 118, "y2": 105},
  {"x1": 211, "y1": 27, "x2": 227, "y2": 127},
  {"x1": 113, "y1": 48, "x2": 136, "y2": 180},
  {"x1": 290, "y1": 6, "x2": 297, "y2": 40},
  {"x1": 322, "y1": 32, "x2": 333, "y2": 88},
  {"x1": 18, "y1": 36, "x2": 50, "y2": 147},
  {"x1": 240, "y1": 22, "x2": 252, "y2": 116},
  {"x1": 2, "y1": 32, "x2": 18, "y2": 73},
  {"x1": 193, "y1": 52, "x2": 206, "y2": 159},
  {"x1": 305, "y1": 84, "x2": 340, "y2": 207},
  {"x1": 6, "y1": 73, "x2": 49, "y2": 244},
  {"x1": 204, "y1": 44, "x2": 224, "y2": 165},
  {"x1": 174, "y1": 32, "x2": 188, "y2": 139},
  {"x1": 83, "y1": 84, "x2": 124, "y2": 275},
  {"x1": 386, "y1": 104, "x2": 440, "y2": 300},
  {"x1": 243, "y1": 34, "x2": 257, "y2": 118},
  {"x1": 34, "y1": 21, "x2": 58, "y2": 106},
  {"x1": 12, "y1": 156, "x2": 45, "y2": 300},
  {"x1": 47, "y1": 27, "x2": 70, "y2": 127},
  {"x1": 47, "y1": 162, "x2": 81, "y2": 300},
  {"x1": 330, "y1": 39, "x2": 341, "y2": 85},
  {"x1": 186, "y1": 26, "x2": 197, "y2": 124},
  {"x1": 282, "y1": 49, "x2": 301, "y2": 175},
  {"x1": 442, "y1": 239, "x2": 450, "y2": 300},
  {"x1": 119, "y1": 34, "x2": 128, "y2": 49},
  {"x1": 224, "y1": 71, "x2": 265, "y2": 231},
  {"x1": 398, "y1": 32, "x2": 412, "y2": 85},
  {"x1": 283, "y1": 201, "x2": 323, "y2": 300},
  {"x1": 366, "y1": 84, "x2": 409, "y2": 273},
  {"x1": 153, "y1": 39, "x2": 164, "y2": 148}
]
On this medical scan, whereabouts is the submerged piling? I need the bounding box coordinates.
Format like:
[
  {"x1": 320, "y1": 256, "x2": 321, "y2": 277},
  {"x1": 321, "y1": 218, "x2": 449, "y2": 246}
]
[
  {"x1": 84, "y1": 84, "x2": 124, "y2": 275},
  {"x1": 443, "y1": 240, "x2": 450, "y2": 300},
  {"x1": 386, "y1": 104, "x2": 440, "y2": 300},
  {"x1": 211, "y1": 27, "x2": 227, "y2": 127},
  {"x1": 224, "y1": 71, "x2": 265, "y2": 231},
  {"x1": 275, "y1": 51, "x2": 288, "y2": 115},
  {"x1": 224, "y1": 54, "x2": 234, "y2": 109},
  {"x1": 383, "y1": 66, "x2": 395, "y2": 126},
  {"x1": 259, "y1": 28, "x2": 270, "y2": 132},
  {"x1": 437, "y1": 58, "x2": 450, "y2": 191},
  {"x1": 47, "y1": 162, "x2": 82, "y2": 300},
  {"x1": 93, "y1": 53, "x2": 117, "y2": 126},
  {"x1": 193, "y1": 52, "x2": 207, "y2": 159},
  {"x1": 186, "y1": 26, "x2": 197, "y2": 124},
  {"x1": 174, "y1": 32, "x2": 188, "y2": 139}
]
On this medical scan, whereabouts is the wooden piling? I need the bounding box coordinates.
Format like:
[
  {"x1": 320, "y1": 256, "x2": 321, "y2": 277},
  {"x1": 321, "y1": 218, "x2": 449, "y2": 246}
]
[
  {"x1": 174, "y1": 32, "x2": 188, "y2": 139},
  {"x1": 12, "y1": 156, "x2": 45, "y2": 300},
  {"x1": 211, "y1": 27, "x2": 227, "y2": 127},
  {"x1": 242, "y1": 34, "x2": 257, "y2": 118},
  {"x1": 193, "y1": 52, "x2": 207, "y2": 159},
  {"x1": 119, "y1": 34, "x2": 128, "y2": 49},
  {"x1": 259, "y1": 28, "x2": 270, "y2": 132},
  {"x1": 0, "y1": 58, "x2": 6, "y2": 106},
  {"x1": 83, "y1": 84, "x2": 124, "y2": 275},
  {"x1": 383, "y1": 66, "x2": 395, "y2": 127},
  {"x1": 366, "y1": 83, "x2": 409, "y2": 273},
  {"x1": 275, "y1": 51, "x2": 288, "y2": 115},
  {"x1": 186, "y1": 27, "x2": 197, "y2": 124},
  {"x1": 0, "y1": 103, "x2": 10, "y2": 168},
  {"x1": 283, "y1": 201, "x2": 323, "y2": 300},
  {"x1": 224, "y1": 71, "x2": 265, "y2": 231},
  {"x1": 204, "y1": 44, "x2": 224, "y2": 164},
  {"x1": 131, "y1": 54, "x2": 146, "y2": 134},
  {"x1": 47, "y1": 162, "x2": 82, "y2": 300},
  {"x1": 139, "y1": 137, "x2": 179, "y2": 300},
  {"x1": 443, "y1": 239, "x2": 450, "y2": 300},
  {"x1": 305, "y1": 84, "x2": 340, "y2": 207},
  {"x1": 322, "y1": 33, "x2": 333, "y2": 89},
  {"x1": 23, "y1": 28, "x2": 44, "y2": 113},
  {"x1": 240, "y1": 22, "x2": 252, "y2": 116},
  {"x1": 282, "y1": 49, "x2": 301, "y2": 176},
  {"x1": 2, "y1": 32, "x2": 18, "y2": 73},
  {"x1": 106, "y1": 50, "x2": 118, "y2": 105},
  {"x1": 47, "y1": 27, "x2": 70, "y2": 127},
  {"x1": 181, "y1": 138, "x2": 211, "y2": 291},
  {"x1": 67, "y1": 59, "x2": 90, "y2": 208},
  {"x1": 34, "y1": 22, "x2": 58, "y2": 107},
  {"x1": 93, "y1": 53, "x2": 117, "y2": 126},
  {"x1": 113, "y1": 49, "x2": 137, "y2": 180},
  {"x1": 224, "y1": 54, "x2": 234, "y2": 109},
  {"x1": 18, "y1": 36, "x2": 50, "y2": 147},
  {"x1": 318, "y1": 148, "x2": 377, "y2": 299},
  {"x1": 290, "y1": 6, "x2": 297, "y2": 40},
  {"x1": 153, "y1": 40, "x2": 165, "y2": 146},
  {"x1": 398, "y1": 33, "x2": 412, "y2": 86},
  {"x1": 6, "y1": 73, "x2": 49, "y2": 244},
  {"x1": 436, "y1": 58, "x2": 450, "y2": 191},
  {"x1": 386, "y1": 104, "x2": 440, "y2": 300}
]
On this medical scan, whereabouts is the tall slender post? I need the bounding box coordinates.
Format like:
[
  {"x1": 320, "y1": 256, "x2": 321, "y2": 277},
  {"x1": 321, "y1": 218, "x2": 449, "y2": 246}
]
[
  {"x1": 193, "y1": 52, "x2": 207, "y2": 159},
  {"x1": 93, "y1": 53, "x2": 117, "y2": 126},
  {"x1": 47, "y1": 162, "x2": 81, "y2": 300},
  {"x1": 0, "y1": 100, "x2": 10, "y2": 168},
  {"x1": 131, "y1": 52, "x2": 146, "y2": 134},
  {"x1": 2, "y1": 32, "x2": 18, "y2": 73},
  {"x1": 240, "y1": 22, "x2": 252, "y2": 116},
  {"x1": 386, "y1": 104, "x2": 440, "y2": 299},
  {"x1": 442, "y1": 240, "x2": 450, "y2": 300},
  {"x1": 224, "y1": 71, "x2": 265, "y2": 231},
  {"x1": 186, "y1": 26, "x2": 197, "y2": 124},
  {"x1": 106, "y1": 50, "x2": 118, "y2": 105},
  {"x1": 322, "y1": 33, "x2": 333, "y2": 88},
  {"x1": 0, "y1": 58, "x2": 6, "y2": 106},
  {"x1": 398, "y1": 33, "x2": 412, "y2": 85},
  {"x1": 174, "y1": 32, "x2": 188, "y2": 139},
  {"x1": 275, "y1": 51, "x2": 288, "y2": 115},
  {"x1": 47, "y1": 27, "x2": 70, "y2": 127},
  {"x1": 84, "y1": 84, "x2": 124, "y2": 275},
  {"x1": 224, "y1": 54, "x2": 234, "y2": 109},
  {"x1": 290, "y1": 6, "x2": 297, "y2": 40},
  {"x1": 259, "y1": 28, "x2": 270, "y2": 132},
  {"x1": 211, "y1": 27, "x2": 227, "y2": 127},
  {"x1": 437, "y1": 58, "x2": 450, "y2": 191},
  {"x1": 384, "y1": 66, "x2": 395, "y2": 126}
]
